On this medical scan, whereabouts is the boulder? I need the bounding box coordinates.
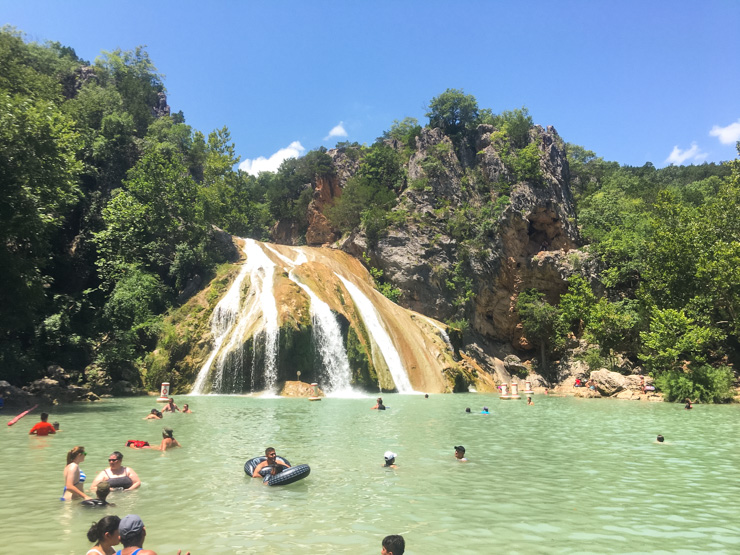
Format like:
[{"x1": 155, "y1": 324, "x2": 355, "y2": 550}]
[
  {"x1": 0, "y1": 380, "x2": 34, "y2": 406},
  {"x1": 589, "y1": 369, "x2": 628, "y2": 396},
  {"x1": 280, "y1": 381, "x2": 325, "y2": 398}
]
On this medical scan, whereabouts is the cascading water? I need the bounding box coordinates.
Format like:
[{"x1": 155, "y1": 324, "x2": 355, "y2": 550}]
[
  {"x1": 288, "y1": 270, "x2": 355, "y2": 396},
  {"x1": 190, "y1": 244, "x2": 250, "y2": 394},
  {"x1": 336, "y1": 275, "x2": 414, "y2": 393},
  {"x1": 190, "y1": 239, "x2": 280, "y2": 394}
]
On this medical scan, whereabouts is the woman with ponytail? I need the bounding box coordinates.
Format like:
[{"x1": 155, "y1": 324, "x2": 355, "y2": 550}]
[
  {"x1": 86, "y1": 515, "x2": 120, "y2": 555},
  {"x1": 62, "y1": 446, "x2": 92, "y2": 501}
]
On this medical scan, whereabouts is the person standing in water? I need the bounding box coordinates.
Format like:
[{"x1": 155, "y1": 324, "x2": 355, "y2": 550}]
[
  {"x1": 381, "y1": 534, "x2": 405, "y2": 555},
  {"x1": 162, "y1": 398, "x2": 179, "y2": 412},
  {"x1": 372, "y1": 397, "x2": 386, "y2": 410},
  {"x1": 86, "y1": 515, "x2": 120, "y2": 555},
  {"x1": 29, "y1": 412, "x2": 56, "y2": 436},
  {"x1": 90, "y1": 451, "x2": 141, "y2": 492},
  {"x1": 454, "y1": 445, "x2": 468, "y2": 462},
  {"x1": 62, "y1": 446, "x2": 92, "y2": 501}
]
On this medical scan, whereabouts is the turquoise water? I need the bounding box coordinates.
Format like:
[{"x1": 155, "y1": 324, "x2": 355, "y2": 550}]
[{"x1": 2, "y1": 394, "x2": 739, "y2": 554}]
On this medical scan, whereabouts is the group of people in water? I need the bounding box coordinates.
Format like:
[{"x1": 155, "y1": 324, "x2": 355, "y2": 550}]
[{"x1": 24, "y1": 398, "x2": 191, "y2": 553}]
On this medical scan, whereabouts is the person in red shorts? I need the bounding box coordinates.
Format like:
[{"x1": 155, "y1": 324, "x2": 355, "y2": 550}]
[{"x1": 29, "y1": 412, "x2": 56, "y2": 436}]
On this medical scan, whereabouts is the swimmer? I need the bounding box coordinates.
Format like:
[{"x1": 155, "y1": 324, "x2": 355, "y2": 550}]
[
  {"x1": 656, "y1": 434, "x2": 665, "y2": 443},
  {"x1": 454, "y1": 445, "x2": 468, "y2": 462},
  {"x1": 544, "y1": 388, "x2": 549, "y2": 395},
  {"x1": 29, "y1": 412, "x2": 56, "y2": 436},
  {"x1": 465, "y1": 407, "x2": 471, "y2": 413},
  {"x1": 162, "y1": 397, "x2": 180, "y2": 412},
  {"x1": 251, "y1": 447, "x2": 291, "y2": 480},
  {"x1": 86, "y1": 514, "x2": 120, "y2": 555},
  {"x1": 62, "y1": 445, "x2": 92, "y2": 501},
  {"x1": 424, "y1": 394, "x2": 429, "y2": 399},
  {"x1": 685, "y1": 398, "x2": 694, "y2": 410},
  {"x1": 371, "y1": 397, "x2": 386, "y2": 410},
  {"x1": 117, "y1": 513, "x2": 191, "y2": 555},
  {"x1": 480, "y1": 407, "x2": 490, "y2": 414},
  {"x1": 381, "y1": 534, "x2": 405, "y2": 555},
  {"x1": 383, "y1": 451, "x2": 398, "y2": 468},
  {"x1": 81, "y1": 481, "x2": 115, "y2": 507},
  {"x1": 182, "y1": 404, "x2": 192, "y2": 413},
  {"x1": 154, "y1": 427, "x2": 181, "y2": 451},
  {"x1": 90, "y1": 451, "x2": 141, "y2": 492},
  {"x1": 527, "y1": 396, "x2": 534, "y2": 405},
  {"x1": 144, "y1": 409, "x2": 162, "y2": 420}
]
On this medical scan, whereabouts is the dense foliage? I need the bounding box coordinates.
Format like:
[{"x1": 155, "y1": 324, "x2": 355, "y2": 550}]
[{"x1": 1, "y1": 29, "x2": 737, "y2": 403}]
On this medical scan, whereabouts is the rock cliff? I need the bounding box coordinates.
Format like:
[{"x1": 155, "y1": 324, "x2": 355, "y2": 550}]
[{"x1": 283, "y1": 124, "x2": 581, "y2": 360}]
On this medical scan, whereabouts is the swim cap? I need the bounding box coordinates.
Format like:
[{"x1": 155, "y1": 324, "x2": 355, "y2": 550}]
[{"x1": 384, "y1": 451, "x2": 397, "y2": 460}]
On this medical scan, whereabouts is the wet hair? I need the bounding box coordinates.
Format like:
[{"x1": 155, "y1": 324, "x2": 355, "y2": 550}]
[
  {"x1": 657, "y1": 435, "x2": 665, "y2": 443},
  {"x1": 40, "y1": 412, "x2": 49, "y2": 421},
  {"x1": 110, "y1": 451, "x2": 123, "y2": 461},
  {"x1": 67, "y1": 446, "x2": 85, "y2": 465},
  {"x1": 150, "y1": 408, "x2": 158, "y2": 414},
  {"x1": 162, "y1": 427, "x2": 174, "y2": 439},
  {"x1": 382, "y1": 534, "x2": 405, "y2": 555},
  {"x1": 465, "y1": 407, "x2": 471, "y2": 413},
  {"x1": 265, "y1": 447, "x2": 276, "y2": 455},
  {"x1": 87, "y1": 515, "x2": 121, "y2": 543},
  {"x1": 53, "y1": 421, "x2": 60, "y2": 430},
  {"x1": 455, "y1": 445, "x2": 465, "y2": 453}
]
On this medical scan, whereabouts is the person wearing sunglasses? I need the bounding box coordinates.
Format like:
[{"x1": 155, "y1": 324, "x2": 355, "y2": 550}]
[
  {"x1": 251, "y1": 447, "x2": 291, "y2": 480},
  {"x1": 90, "y1": 451, "x2": 141, "y2": 492},
  {"x1": 62, "y1": 445, "x2": 92, "y2": 501}
]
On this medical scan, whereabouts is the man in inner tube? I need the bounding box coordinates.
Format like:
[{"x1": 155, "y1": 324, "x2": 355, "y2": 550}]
[{"x1": 252, "y1": 447, "x2": 291, "y2": 479}]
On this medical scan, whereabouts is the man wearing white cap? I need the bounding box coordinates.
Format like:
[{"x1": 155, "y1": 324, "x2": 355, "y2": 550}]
[{"x1": 383, "y1": 451, "x2": 398, "y2": 468}]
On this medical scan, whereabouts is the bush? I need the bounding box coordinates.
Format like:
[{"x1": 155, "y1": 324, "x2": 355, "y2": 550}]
[{"x1": 654, "y1": 364, "x2": 735, "y2": 403}]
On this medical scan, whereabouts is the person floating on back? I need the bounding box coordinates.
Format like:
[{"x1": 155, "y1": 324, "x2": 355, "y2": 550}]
[
  {"x1": 29, "y1": 412, "x2": 56, "y2": 436},
  {"x1": 381, "y1": 534, "x2": 405, "y2": 555}
]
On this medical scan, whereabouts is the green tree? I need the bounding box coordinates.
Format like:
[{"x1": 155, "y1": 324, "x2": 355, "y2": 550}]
[
  {"x1": 516, "y1": 289, "x2": 566, "y2": 380},
  {"x1": 426, "y1": 88, "x2": 479, "y2": 138}
]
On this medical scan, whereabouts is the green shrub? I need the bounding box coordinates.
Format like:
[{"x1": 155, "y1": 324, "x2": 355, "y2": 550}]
[{"x1": 654, "y1": 364, "x2": 735, "y2": 403}]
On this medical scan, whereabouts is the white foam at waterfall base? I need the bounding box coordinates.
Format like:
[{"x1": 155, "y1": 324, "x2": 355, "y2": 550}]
[
  {"x1": 336, "y1": 274, "x2": 414, "y2": 393},
  {"x1": 289, "y1": 271, "x2": 361, "y2": 398}
]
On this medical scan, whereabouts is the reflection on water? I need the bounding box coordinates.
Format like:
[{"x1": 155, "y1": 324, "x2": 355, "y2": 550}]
[{"x1": 2, "y1": 395, "x2": 740, "y2": 554}]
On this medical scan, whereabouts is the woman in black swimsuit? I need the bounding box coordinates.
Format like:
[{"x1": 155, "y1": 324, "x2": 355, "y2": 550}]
[{"x1": 90, "y1": 451, "x2": 141, "y2": 492}]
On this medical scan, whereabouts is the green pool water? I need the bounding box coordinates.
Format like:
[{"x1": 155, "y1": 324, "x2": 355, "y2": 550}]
[{"x1": 2, "y1": 393, "x2": 739, "y2": 554}]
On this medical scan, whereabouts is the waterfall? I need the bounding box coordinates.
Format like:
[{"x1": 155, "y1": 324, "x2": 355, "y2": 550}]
[
  {"x1": 288, "y1": 270, "x2": 355, "y2": 396},
  {"x1": 190, "y1": 243, "x2": 250, "y2": 394},
  {"x1": 424, "y1": 316, "x2": 455, "y2": 354},
  {"x1": 190, "y1": 239, "x2": 279, "y2": 394},
  {"x1": 336, "y1": 275, "x2": 414, "y2": 393}
]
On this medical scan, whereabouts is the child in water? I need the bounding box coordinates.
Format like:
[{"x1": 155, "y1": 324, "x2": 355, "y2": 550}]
[{"x1": 383, "y1": 451, "x2": 398, "y2": 468}]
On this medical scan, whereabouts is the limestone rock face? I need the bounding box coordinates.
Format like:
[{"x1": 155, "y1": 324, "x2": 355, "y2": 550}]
[
  {"x1": 341, "y1": 124, "x2": 581, "y2": 349},
  {"x1": 306, "y1": 174, "x2": 342, "y2": 245}
]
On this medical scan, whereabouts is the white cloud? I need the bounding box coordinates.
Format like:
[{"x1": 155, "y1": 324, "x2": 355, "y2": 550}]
[
  {"x1": 238, "y1": 141, "x2": 305, "y2": 175},
  {"x1": 324, "y1": 121, "x2": 348, "y2": 141},
  {"x1": 665, "y1": 142, "x2": 708, "y2": 165},
  {"x1": 709, "y1": 119, "x2": 740, "y2": 145}
]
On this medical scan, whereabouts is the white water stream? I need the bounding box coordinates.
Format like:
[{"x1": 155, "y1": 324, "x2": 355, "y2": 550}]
[
  {"x1": 336, "y1": 274, "x2": 414, "y2": 393},
  {"x1": 191, "y1": 239, "x2": 280, "y2": 394}
]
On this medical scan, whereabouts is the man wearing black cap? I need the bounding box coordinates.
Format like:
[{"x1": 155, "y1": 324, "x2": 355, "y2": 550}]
[{"x1": 454, "y1": 445, "x2": 468, "y2": 462}]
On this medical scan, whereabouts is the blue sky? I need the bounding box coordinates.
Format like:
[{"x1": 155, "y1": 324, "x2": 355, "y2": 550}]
[{"x1": 4, "y1": 1, "x2": 740, "y2": 173}]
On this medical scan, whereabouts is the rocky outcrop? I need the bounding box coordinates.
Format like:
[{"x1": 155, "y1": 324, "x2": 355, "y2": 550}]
[
  {"x1": 151, "y1": 91, "x2": 170, "y2": 118},
  {"x1": 340, "y1": 124, "x2": 581, "y2": 353},
  {"x1": 280, "y1": 381, "x2": 325, "y2": 397},
  {"x1": 1, "y1": 365, "x2": 99, "y2": 406},
  {"x1": 306, "y1": 174, "x2": 342, "y2": 245}
]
